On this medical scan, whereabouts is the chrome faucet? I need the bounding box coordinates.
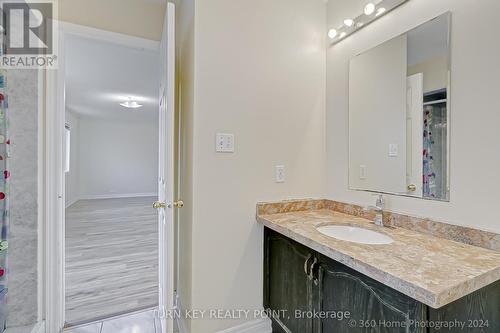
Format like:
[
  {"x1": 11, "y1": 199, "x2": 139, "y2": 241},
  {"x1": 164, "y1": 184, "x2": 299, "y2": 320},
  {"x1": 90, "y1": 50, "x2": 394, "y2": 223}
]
[{"x1": 366, "y1": 194, "x2": 385, "y2": 227}]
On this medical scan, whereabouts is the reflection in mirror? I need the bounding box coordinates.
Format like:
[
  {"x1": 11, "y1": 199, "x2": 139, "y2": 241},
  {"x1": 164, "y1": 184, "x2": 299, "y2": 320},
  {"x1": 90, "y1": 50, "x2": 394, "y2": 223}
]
[{"x1": 348, "y1": 12, "x2": 450, "y2": 201}]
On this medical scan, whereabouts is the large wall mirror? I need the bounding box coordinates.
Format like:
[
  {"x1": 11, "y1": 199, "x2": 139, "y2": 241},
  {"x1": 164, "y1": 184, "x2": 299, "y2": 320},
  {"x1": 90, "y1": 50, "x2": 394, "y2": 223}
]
[{"x1": 349, "y1": 12, "x2": 450, "y2": 201}]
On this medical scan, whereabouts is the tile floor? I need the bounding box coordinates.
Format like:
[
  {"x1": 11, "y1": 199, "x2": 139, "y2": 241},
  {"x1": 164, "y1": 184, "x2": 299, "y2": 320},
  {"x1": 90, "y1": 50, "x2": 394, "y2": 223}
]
[{"x1": 64, "y1": 309, "x2": 162, "y2": 333}]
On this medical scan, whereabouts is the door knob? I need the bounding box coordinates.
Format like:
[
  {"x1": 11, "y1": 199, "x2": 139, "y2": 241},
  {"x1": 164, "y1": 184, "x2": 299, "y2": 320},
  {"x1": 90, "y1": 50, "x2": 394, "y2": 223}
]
[
  {"x1": 153, "y1": 201, "x2": 166, "y2": 209},
  {"x1": 154, "y1": 200, "x2": 183, "y2": 209},
  {"x1": 407, "y1": 184, "x2": 417, "y2": 191}
]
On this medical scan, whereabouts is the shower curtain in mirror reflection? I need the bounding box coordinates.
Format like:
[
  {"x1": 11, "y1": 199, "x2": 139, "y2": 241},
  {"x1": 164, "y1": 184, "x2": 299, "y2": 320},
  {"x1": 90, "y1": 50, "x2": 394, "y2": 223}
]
[
  {"x1": 423, "y1": 104, "x2": 446, "y2": 199},
  {"x1": 423, "y1": 106, "x2": 436, "y2": 198}
]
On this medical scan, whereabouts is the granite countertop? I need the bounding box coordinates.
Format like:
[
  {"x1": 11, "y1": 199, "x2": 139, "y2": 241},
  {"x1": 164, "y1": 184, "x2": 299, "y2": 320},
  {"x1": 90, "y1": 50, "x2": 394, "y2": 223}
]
[{"x1": 257, "y1": 206, "x2": 500, "y2": 308}]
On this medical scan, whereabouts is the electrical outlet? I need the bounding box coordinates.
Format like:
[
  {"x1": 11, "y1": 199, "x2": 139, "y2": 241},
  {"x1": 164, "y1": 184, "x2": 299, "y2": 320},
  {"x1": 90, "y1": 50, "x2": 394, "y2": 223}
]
[
  {"x1": 215, "y1": 133, "x2": 234, "y2": 153},
  {"x1": 275, "y1": 165, "x2": 285, "y2": 183}
]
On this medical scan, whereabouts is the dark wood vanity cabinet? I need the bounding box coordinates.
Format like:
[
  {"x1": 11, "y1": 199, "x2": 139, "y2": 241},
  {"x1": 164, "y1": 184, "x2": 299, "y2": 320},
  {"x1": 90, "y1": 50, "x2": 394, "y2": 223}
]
[
  {"x1": 427, "y1": 280, "x2": 500, "y2": 333},
  {"x1": 313, "y1": 253, "x2": 426, "y2": 333},
  {"x1": 265, "y1": 228, "x2": 315, "y2": 332},
  {"x1": 264, "y1": 227, "x2": 499, "y2": 333}
]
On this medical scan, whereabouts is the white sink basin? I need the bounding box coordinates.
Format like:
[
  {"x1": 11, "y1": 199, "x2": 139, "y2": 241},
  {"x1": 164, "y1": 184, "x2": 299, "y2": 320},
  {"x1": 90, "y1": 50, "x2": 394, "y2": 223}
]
[{"x1": 316, "y1": 225, "x2": 393, "y2": 245}]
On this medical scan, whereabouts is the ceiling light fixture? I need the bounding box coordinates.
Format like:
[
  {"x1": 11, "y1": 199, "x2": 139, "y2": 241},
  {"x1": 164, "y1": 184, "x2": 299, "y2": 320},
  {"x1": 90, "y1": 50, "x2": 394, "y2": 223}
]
[
  {"x1": 344, "y1": 19, "x2": 354, "y2": 27},
  {"x1": 328, "y1": 29, "x2": 338, "y2": 39},
  {"x1": 120, "y1": 98, "x2": 143, "y2": 109},
  {"x1": 364, "y1": 3, "x2": 376, "y2": 15}
]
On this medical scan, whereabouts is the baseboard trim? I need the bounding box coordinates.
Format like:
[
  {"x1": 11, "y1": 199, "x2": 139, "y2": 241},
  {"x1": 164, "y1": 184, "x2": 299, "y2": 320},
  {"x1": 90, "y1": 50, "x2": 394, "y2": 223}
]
[
  {"x1": 75, "y1": 192, "x2": 157, "y2": 201},
  {"x1": 216, "y1": 318, "x2": 272, "y2": 333},
  {"x1": 32, "y1": 321, "x2": 45, "y2": 333},
  {"x1": 65, "y1": 196, "x2": 79, "y2": 208},
  {"x1": 173, "y1": 293, "x2": 271, "y2": 333},
  {"x1": 4, "y1": 320, "x2": 45, "y2": 333}
]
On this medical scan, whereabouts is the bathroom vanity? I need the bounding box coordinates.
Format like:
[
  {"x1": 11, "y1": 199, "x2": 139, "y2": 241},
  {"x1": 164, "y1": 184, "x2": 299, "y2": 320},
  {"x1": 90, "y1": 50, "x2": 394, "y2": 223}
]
[
  {"x1": 259, "y1": 9, "x2": 500, "y2": 333},
  {"x1": 257, "y1": 200, "x2": 500, "y2": 333}
]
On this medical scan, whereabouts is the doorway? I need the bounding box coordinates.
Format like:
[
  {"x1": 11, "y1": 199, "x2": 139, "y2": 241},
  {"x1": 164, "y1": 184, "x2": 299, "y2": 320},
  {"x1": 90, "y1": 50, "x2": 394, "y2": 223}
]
[
  {"x1": 63, "y1": 34, "x2": 160, "y2": 325},
  {"x1": 45, "y1": 5, "x2": 177, "y2": 332}
]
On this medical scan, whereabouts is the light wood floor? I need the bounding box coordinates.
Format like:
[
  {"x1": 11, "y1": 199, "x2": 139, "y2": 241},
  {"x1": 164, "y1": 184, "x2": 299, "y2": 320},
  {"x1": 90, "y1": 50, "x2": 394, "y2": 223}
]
[{"x1": 65, "y1": 197, "x2": 159, "y2": 325}]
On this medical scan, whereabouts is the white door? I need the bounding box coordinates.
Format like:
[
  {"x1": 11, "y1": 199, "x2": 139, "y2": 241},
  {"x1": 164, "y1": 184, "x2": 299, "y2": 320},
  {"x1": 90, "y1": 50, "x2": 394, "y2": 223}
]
[
  {"x1": 406, "y1": 73, "x2": 423, "y2": 197},
  {"x1": 156, "y1": 3, "x2": 176, "y2": 333}
]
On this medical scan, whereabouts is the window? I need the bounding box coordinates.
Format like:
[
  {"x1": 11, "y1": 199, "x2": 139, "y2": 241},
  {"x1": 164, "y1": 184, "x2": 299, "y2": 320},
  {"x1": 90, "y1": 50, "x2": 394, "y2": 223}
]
[{"x1": 64, "y1": 124, "x2": 70, "y2": 173}]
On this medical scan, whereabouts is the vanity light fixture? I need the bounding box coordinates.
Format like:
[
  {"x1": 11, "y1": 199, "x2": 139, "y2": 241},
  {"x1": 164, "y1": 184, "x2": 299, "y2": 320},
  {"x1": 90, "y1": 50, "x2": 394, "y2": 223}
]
[
  {"x1": 328, "y1": 0, "x2": 410, "y2": 45},
  {"x1": 364, "y1": 3, "x2": 376, "y2": 15},
  {"x1": 344, "y1": 19, "x2": 354, "y2": 27},
  {"x1": 328, "y1": 28, "x2": 338, "y2": 39},
  {"x1": 120, "y1": 97, "x2": 143, "y2": 109},
  {"x1": 376, "y1": 7, "x2": 387, "y2": 16}
]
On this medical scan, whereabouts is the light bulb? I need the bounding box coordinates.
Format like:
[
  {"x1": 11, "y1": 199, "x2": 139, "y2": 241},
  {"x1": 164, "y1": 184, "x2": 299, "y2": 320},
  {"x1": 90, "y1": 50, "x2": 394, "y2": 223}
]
[
  {"x1": 376, "y1": 7, "x2": 386, "y2": 16},
  {"x1": 364, "y1": 3, "x2": 375, "y2": 15},
  {"x1": 339, "y1": 32, "x2": 347, "y2": 39},
  {"x1": 120, "y1": 98, "x2": 143, "y2": 109},
  {"x1": 344, "y1": 19, "x2": 354, "y2": 27},
  {"x1": 328, "y1": 29, "x2": 338, "y2": 39}
]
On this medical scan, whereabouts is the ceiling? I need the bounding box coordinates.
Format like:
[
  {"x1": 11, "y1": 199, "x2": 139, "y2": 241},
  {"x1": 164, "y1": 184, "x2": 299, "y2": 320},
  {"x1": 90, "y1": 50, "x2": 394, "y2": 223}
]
[
  {"x1": 65, "y1": 35, "x2": 159, "y2": 121},
  {"x1": 58, "y1": 0, "x2": 167, "y2": 41}
]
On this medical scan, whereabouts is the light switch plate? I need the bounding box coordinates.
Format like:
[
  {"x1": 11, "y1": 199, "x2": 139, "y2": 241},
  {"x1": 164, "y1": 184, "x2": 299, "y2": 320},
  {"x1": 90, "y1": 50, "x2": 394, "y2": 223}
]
[
  {"x1": 359, "y1": 165, "x2": 367, "y2": 180},
  {"x1": 275, "y1": 165, "x2": 285, "y2": 183},
  {"x1": 215, "y1": 133, "x2": 234, "y2": 153},
  {"x1": 389, "y1": 144, "x2": 398, "y2": 157}
]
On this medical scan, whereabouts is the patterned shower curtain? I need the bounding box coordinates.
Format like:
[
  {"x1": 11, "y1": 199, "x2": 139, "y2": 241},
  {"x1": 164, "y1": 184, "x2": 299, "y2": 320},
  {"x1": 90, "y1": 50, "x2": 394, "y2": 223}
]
[{"x1": 423, "y1": 105, "x2": 436, "y2": 198}]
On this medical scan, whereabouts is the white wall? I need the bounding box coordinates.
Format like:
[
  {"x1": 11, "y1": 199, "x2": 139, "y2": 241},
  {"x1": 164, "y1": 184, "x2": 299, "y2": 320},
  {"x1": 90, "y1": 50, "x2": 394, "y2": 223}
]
[
  {"x1": 408, "y1": 55, "x2": 448, "y2": 93},
  {"x1": 65, "y1": 110, "x2": 80, "y2": 207},
  {"x1": 67, "y1": 116, "x2": 158, "y2": 200},
  {"x1": 327, "y1": 0, "x2": 500, "y2": 233},
  {"x1": 349, "y1": 34, "x2": 407, "y2": 194},
  {"x1": 185, "y1": 0, "x2": 327, "y2": 331}
]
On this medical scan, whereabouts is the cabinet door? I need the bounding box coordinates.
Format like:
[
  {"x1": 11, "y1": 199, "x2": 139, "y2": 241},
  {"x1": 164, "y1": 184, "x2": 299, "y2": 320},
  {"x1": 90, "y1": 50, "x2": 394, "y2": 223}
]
[
  {"x1": 264, "y1": 228, "x2": 314, "y2": 333},
  {"x1": 429, "y1": 279, "x2": 499, "y2": 333},
  {"x1": 313, "y1": 254, "x2": 426, "y2": 333}
]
